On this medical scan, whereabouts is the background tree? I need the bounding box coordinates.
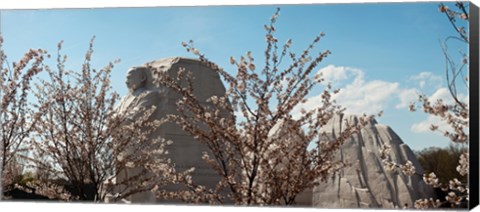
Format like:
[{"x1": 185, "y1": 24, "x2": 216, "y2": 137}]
[
  {"x1": 415, "y1": 144, "x2": 468, "y2": 184},
  {"x1": 151, "y1": 8, "x2": 371, "y2": 205},
  {"x1": 0, "y1": 35, "x2": 46, "y2": 199}
]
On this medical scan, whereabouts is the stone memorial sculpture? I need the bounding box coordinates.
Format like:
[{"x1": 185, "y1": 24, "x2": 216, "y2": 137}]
[
  {"x1": 113, "y1": 66, "x2": 167, "y2": 203},
  {"x1": 114, "y1": 57, "x2": 229, "y2": 203},
  {"x1": 113, "y1": 61, "x2": 433, "y2": 208},
  {"x1": 115, "y1": 66, "x2": 167, "y2": 124},
  {"x1": 312, "y1": 114, "x2": 434, "y2": 208},
  {"x1": 144, "y1": 57, "x2": 229, "y2": 200}
]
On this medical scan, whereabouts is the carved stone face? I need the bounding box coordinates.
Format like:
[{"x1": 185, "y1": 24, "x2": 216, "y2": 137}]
[{"x1": 125, "y1": 68, "x2": 146, "y2": 93}]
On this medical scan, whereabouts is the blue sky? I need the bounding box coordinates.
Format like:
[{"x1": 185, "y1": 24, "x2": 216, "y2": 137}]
[{"x1": 0, "y1": 2, "x2": 470, "y2": 151}]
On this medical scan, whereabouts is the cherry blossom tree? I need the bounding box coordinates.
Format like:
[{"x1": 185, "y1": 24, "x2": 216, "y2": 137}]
[
  {"x1": 0, "y1": 35, "x2": 47, "y2": 199},
  {"x1": 413, "y1": 3, "x2": 470, "y2": 208},
  {"x1": 29, "y1": 38, "x2": 179, "y2": 202},
  {"x1": 150, "y1": 8, "x2": 371, "y2": 205},
  {"x1": 381, "y1": 2, "x2": 471, "y2": 209}
]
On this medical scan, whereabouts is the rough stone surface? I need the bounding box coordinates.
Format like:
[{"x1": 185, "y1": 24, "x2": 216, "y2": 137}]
[
  {"x1": 114, "y1": 57, "x2": 229, "y2": 203},
  {"x1": 114, "y1": 66, "x2": 167, "y2": 203},
  {"x1": 312, "y1": 114, "x2": 434, "y2": 209},
  {"x1": 145, "y1": 57, "x2": 229, "y2": 202},
  {"x1": 115, "y1": 58, "x2": 433, "y2": 207}
]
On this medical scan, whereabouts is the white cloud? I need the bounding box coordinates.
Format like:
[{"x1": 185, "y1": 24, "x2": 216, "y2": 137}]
[
  {"x1": 411, "y1": 115, "x2": 452, "y2": 133},
  {"x1": 298, "y1": 65, "x2": 401, "y2": 116},
  {"x1": 410, "y1": 72, "x2": 443, "y2": 90},
  {"x1": 395, "y1": 85, "x2": 468, "y2": 110},
  {"x1": 396, "y1": 88, "x2": 419, "y2": 109},
  {"x1": 427, "y1": 87, "x2": 469, "y2": 105},
  {"x1": 429, "y1": 87, "x2": 451, "y2": 102},
  {"x1": 409, "y1": 87, "x2": 469, "y2": 135},
  {"x1": 293, "y1": 65, "x2": 469, "y2": 138},
  {"x1": 316, "y1": 65, "x2": 363, "y2": 85},
  {"x1": 334, "y1": 79, "x2": 399, "y2": 115}
]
